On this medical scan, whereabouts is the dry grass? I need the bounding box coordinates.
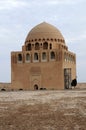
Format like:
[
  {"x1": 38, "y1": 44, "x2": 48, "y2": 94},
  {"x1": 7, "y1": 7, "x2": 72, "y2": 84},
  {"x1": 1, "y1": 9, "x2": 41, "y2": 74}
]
[{"x1": 0, "y1": 90, "x2": 86, "y2": 130}]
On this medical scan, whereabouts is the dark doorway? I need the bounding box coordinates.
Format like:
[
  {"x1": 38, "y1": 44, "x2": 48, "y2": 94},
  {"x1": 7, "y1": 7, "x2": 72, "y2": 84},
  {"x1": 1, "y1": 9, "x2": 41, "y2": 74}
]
[
  {"x1": 64, "y1": 68, "x2": 71, "y2": 89},
  {"x1": 34, "y1": 84, "x2": 38, "y2": 90}
]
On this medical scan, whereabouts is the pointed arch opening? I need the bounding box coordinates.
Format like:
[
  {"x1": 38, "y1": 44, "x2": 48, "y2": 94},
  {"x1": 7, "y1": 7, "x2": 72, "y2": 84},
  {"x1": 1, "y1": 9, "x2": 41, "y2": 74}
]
[
  {"x1": 50, "y1": 51, "x2": 55, "y2": 60},
  {"x1": 34, "y1": 84, "x2": 39, "y2": 90},
  {"x1": 34, "y1": 53, "x2": 39, "y2": 62},
  {"x1": 43, "y1": 42, "x2": 48, "y2": 49},
  {"x1": 42, "y1": 52, "x2": 47, "y2": 61},
  {"x1": 26, "y1": 53, "x2": 30, "y2": 62},
  {"x1": 50, "y1": 43, "x2": 52, "y2": 49},
  {"x1": 35, "y1": 42, "x2": 40, "y2": 50},
  {"x1": 26, "y1": 43, "x2": 31, "y2": 51},
  {"x1": 18, "y1": 54, "x2": 22, "y2": 62}
]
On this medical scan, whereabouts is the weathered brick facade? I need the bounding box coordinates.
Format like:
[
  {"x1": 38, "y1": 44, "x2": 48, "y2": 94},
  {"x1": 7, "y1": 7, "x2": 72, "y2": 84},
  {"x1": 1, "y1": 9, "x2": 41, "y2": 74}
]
[{"x1": 11, "y1": 22, "x2": 76, "y2": 90}]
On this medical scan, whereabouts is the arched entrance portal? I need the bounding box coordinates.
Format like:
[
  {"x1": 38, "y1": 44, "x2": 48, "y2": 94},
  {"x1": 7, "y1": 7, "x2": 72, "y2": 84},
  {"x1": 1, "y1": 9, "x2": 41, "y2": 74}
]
[{"x1": 34, "y1": 84, "x2": 39, "y2": 90}]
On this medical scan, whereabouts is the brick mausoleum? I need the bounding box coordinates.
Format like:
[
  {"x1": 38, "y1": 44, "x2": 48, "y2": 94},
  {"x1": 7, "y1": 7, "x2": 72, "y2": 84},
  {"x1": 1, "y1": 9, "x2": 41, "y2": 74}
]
[{"x1": 11, "y1": 22, "x2": 76, "y2": 90}]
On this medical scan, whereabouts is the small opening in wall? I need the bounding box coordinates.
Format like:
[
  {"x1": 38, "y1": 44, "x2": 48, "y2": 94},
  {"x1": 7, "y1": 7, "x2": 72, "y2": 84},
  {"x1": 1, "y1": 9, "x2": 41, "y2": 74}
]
[
  {"x1": 19, "y1": 88, "x2": 23, "y2": 91},
  {"x1": 40, "y1": 88, "x2": 46, "y2": 90},
  {"x1": 43, "y1": 38, "x2": 45, "y2": 41},
  {"x1": 34, "y1": 53, "x2": 39, "y2": 61},
  {"x1": 50, "y1": 43, "x2": 52, "y2": 49},
  {"x1": 34, "y1": 84, "x2": 38, "y2": 90},
  {"x1": 35, "y1": 39, "x2": 37, "y2": 41},
  {"x1": 1, "y1": 88, "x2": 6, "y2": 91},
  {"x1": 18, "y1": 54, "x2": 22, "y2": 61},
  {"x1": 39, "y1": 38, "x2": 41, "y2": 41}
]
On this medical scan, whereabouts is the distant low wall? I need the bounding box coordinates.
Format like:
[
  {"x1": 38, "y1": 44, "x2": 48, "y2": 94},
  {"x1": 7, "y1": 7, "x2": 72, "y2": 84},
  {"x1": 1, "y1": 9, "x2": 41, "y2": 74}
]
[
  {"x1": 77, "y1": 83, "x2": 86, "y2": 89},
  {"x1": 0, "y1": 82, "x2": 86, "y2": 91}
]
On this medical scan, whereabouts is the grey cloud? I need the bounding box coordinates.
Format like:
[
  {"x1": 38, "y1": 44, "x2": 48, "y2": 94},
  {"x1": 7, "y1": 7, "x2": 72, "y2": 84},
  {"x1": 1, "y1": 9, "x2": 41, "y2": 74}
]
[{"x1": 0, "y1": 0, "x2": 28, "y2": 10}]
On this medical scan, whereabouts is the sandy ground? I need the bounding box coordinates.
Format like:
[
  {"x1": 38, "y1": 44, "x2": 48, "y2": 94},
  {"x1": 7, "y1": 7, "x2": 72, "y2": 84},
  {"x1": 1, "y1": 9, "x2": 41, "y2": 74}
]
[{"x1": 0, "y1": 90, "x2": 86, "y2": 130}]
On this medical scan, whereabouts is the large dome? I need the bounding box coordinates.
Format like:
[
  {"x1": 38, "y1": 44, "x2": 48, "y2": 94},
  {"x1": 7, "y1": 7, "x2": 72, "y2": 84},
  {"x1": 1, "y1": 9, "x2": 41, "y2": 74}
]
[{"x1": 25, "y1": 22, "x2": 65, "y2": 42}]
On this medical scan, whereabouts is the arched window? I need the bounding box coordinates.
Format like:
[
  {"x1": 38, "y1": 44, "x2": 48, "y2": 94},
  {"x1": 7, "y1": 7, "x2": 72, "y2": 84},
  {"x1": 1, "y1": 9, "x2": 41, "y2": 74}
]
[
  {"x1": 26, "y1": 53, "x2": 30, "y2": 62},
  {"x1": 18, "y1": 54, "x2": 22, "y2": 62},
  {"x1": 35, "y1": 42, "x2": 39, "y2": 50},
  {"x1": 26, "y1": 43, "x2": 31, "y2": 51},
  {"x1": 42, "y1": 52, "x2": 47, "y2": 60},
  {"x1": 34, "y1": 53, "x2": 39, "y2": 61},
  {"x1": 43, "y1": 42, "x2": 48, "y2": 49},
  {"x1": 50, "y1": 43, "x2": 52, "y2": 49},
  {"x1": 50, "y1": 51, "x2": 55, "y2": 60}
]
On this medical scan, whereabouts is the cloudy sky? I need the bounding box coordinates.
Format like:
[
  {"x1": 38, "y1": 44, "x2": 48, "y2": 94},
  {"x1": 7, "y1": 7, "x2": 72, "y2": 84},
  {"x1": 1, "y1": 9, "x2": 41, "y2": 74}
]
[{"x1": 0, "y1": 0, "x2": 86, "y2": 83}]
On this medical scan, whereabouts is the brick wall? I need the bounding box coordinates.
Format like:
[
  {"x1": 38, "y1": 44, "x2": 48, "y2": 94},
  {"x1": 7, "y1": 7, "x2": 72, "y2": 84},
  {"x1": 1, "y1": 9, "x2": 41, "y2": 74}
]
[{"x1": 0, "y1": 83, "x2": 11, "y2": 91}]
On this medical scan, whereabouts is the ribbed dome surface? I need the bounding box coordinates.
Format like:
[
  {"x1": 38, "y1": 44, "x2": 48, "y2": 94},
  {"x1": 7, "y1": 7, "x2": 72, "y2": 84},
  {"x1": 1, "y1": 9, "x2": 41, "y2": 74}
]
[{"x1": 25, "y1": 22, "x2": 64, "y2": 42}]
